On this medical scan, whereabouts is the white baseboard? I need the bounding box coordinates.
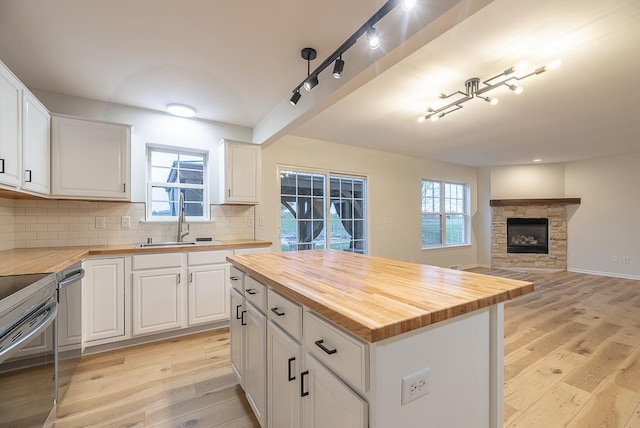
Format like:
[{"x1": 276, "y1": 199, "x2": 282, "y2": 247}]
[{"x1": 568, "y1": 268, "x2": 640, "y2": 280}]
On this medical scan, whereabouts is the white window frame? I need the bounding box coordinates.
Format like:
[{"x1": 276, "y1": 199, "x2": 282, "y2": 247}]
[
  {"x1": 278, "y1": 166, "x2": 368, "y2": 254},
  {"x1": 146, "y1": 144, "x2": 209, "y2": 221},
  {"x1": 421, "y1": 179, "x2": 469, "y2": 249}
]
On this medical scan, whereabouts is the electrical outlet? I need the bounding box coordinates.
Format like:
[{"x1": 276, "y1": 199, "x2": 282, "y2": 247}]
[
  {"x1": 611, "y1": 256, "x2": 619, "y2": 263},
  {"x1": 248, "y1": 217, "x2": 254, "y2": 226},
  {"x1": 95, "y1": 216, "x2": 105, "y2": 230},
  {"x1": 121, "y1": 216, "x2": 131, "y2": 228},
  {"x1": 401, "y1": 368, "x2": 430, "y2": 405},
  {"x1": 623, "y1": 256, "x2": 630, "y2": 264}
]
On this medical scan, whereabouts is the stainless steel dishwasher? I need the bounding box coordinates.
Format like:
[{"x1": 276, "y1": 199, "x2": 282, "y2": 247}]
[{"x1": 56, "y1": 263, "x2": 85, "y2": 404}]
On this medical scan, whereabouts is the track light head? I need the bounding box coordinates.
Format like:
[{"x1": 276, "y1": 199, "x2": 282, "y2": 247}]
[
  {"x1": 366, "y1": 27, "x2": 380, "y2": 49},
  {"x1": 290, "y1": 90, "x2": 301, "y2": 106},
  {"x1": 303, "y1": 74, "x2": 319, "y2": 91},
  {"x1": 332, "y1": 56, "x2": 345, "y2": 79},
  {"x1": 402, "y1": 0, "x2": 417, "y2": 11}
]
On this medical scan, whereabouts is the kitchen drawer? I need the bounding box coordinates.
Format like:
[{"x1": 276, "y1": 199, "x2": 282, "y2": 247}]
[
  {"x1": 188, "y1": 250, "x2": 232, "y2": 266},
  {"x1": 267, "y1": 289, "x2": 302, "y2": 341},
  {"x1": 304, "y1": 310, "x2": 368, "y2": 393},
  {"x1": 229, "y1": 266, "x2": 244, "y2": 293},
  {"x1": 132, "y1": 253, "x2": 182, "y2": 270},
  {"x1": 244, "y1": 275, "x2": 266, "y2": 313}
]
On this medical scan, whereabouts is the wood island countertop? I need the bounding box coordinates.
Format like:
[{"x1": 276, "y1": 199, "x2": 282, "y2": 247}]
[
  {"x1": 0, "y1": 240, "x2": 271, "y2": 275},
  {"x1": 227, "y1": 250, "x2": 534, "y2": 343}
]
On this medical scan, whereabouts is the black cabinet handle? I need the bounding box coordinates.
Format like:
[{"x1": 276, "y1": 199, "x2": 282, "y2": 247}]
[
  {"x1": 230, "y1": 276, "x2": 240, "y2": 281},
  {"x1": 271, "y1": 307, "x2": 285, "y2": 317},
  {"x1": 0, "y1": 158, "x2": 4, "y2": 173},
  {"x1": 287, "y1": 357, "x2": 296, "y2": 381},
  {"x1": 25, "y1": 169, "x2": 32, "y2": 182},
  {"x1": 300, "y1": 370, "x2": 309, "y2": 397},
  {"x1": 315, "y1": 339, "x2": 337, "y2": 355},
  {"x1": 246, "y1": 288, "x2": 257, "y2": 295},
  {"x1": 241, "y1": 310, "x2": 247, "y2": 326},
  {"x1": 235, "y1": 304, "x2": 242, "y2": 320}
]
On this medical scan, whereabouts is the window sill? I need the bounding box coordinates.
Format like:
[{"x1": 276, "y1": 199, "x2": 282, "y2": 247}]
[
  {"x1": 139, "y1": 219, "x2": 214, "y2": 224},
  {"x1": 421, "y1": 243, "x2": 472, "y2": 251}
]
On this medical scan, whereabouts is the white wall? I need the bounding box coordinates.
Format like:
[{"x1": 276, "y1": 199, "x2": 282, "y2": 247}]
[
  {"x1": 33, "y1": 90, "x2": 252, "y2": 203},
  {"x1": 476, "y1": 167, "x2": 492, "y2": 267},
  {"x1": 490, "y1": 163, "x2": 565, "y2": 199},
  {"x1": 565, "y1": 152, "x2": 640, "y2": 278},
  {"x1": 255, "y1": 135, "x2": 479, "y2": 268}
]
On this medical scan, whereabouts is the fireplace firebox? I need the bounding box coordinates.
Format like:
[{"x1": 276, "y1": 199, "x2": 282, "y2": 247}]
[{"x1": 507, "y1": 218, "x2": 549, "y2": 254}]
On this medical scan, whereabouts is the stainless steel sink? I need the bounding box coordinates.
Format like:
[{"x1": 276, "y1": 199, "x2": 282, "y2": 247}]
[{"x1": 136, "y1": 241, "x2": 223, "y2": 248}]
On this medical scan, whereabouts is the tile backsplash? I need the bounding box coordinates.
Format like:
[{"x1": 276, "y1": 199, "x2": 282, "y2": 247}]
[{"x1": 1, "y1": 197, "x2": 255, "y2": 249}]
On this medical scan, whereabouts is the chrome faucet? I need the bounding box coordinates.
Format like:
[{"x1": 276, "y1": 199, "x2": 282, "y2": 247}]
[{"x1": 177, "y1": 192, "x2": 190, "y2": 242}]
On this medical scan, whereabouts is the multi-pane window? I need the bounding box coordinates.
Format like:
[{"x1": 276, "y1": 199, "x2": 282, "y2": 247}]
[
  {"x1": 147, "y1": 146, "x2": 208, "y2": 220},
  {"x1": 280, "y1": 169, "x2": 366, "y2": 253},
  {"x1": 422, "y1": 180, "x2": 468, "y2": 247}
]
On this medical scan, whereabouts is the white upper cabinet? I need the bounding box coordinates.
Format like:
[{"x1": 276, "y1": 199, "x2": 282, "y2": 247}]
[
  {"x1": 0, "y1": 61, "x2": 22, "y2": 188},
  {"x1": 21, "y1": 91, "x2": 50, "y2": 195},
  {"x1": 51, "y1": 114, "x2": 131, "y2": 200},
  {"x1": 215, "y1": 139, "x2": 261, "y2": 205}
]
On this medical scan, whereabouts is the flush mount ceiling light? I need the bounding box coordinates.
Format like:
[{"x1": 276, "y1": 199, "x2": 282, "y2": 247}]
[
  {"x1": 167, "y1": 104, "x2": 196, "y2": 118},
  {"x1": 289, "y1": 0, "x2": 417, "y2": 106},
  {"x1": 417, "y1": 60, "x2": 562, "y2": 123}
]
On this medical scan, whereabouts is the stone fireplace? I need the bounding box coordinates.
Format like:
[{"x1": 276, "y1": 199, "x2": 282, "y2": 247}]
[{"x1": 490, "y1": 198, "x2": 580, "y2": 270}]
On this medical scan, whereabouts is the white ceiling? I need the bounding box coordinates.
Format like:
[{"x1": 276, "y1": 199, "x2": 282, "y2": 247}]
[{"x1": 1, "y1": 0, "x2": 638, "y2": 167}]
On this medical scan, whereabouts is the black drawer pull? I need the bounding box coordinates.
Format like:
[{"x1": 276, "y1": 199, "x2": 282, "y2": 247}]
[
  {"x1": 246, "y1": 288, "x2": 257, "y2": 295},
  {"x1": 300, "y1": 370, "x2": 309, "y2": 397},
  {"x1": 235, "y1": 304, "x2": 242, "y2": 320},
  {"x1": 241, "y1": 310, "x2": 247, "y2": 326},
  {"x1": 287, "y1": 357, "x2": 296, "y2": 381},
  {"x1": 315, "y1": 339, "x2": 337, "y2": 355},
  {"x1": 230, "y1": 276, "x2": 240, "y2": 281},
  {"x1": 271, "y1": 307, "x2": 285, "y2": 316}
]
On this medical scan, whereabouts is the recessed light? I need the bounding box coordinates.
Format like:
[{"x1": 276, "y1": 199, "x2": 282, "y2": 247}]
[
  {"x1": 533, "y1": 158, "x2": 542, "y2": 163},
  {"x1": 167, "y1": 104, "x2": 196, "y2": 118}
]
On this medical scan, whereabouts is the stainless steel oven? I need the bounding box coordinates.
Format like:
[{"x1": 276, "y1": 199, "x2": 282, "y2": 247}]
[{"x1": 0, "y1": 272, "x2": 58, "y2": 427}]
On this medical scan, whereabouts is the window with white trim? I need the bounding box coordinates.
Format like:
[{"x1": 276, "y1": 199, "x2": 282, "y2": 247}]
[
  {"x1": 280, "y1": 168, "x2": 367, "y2": 253},
  {"x1": 422, "y1": 180, "x2": 468, "y2": 247},
  {"x1": 146, "y1": 146, "x2": 208, "y2": 220}
]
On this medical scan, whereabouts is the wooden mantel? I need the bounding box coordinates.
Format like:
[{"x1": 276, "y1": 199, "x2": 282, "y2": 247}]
[{"x1": 489, "y1": 198, "x2": 581, "y2": 207}]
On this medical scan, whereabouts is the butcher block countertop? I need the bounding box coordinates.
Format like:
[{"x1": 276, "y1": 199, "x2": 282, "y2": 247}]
[
  {"x1": 0, "y1": 240, "x2": 271, "y2": 275},
  {"x1": 227, "y1": 250, "x2": 534, "y2": 343}
]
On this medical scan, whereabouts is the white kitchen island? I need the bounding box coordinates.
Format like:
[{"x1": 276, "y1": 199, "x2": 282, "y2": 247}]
[{"x1": 227, "y1": 250, "x2": 533, "y2": 428}]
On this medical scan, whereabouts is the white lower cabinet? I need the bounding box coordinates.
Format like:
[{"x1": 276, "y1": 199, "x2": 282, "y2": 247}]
[
  {"x1": 230, "y1": 271, "x2": 367, "y2": 428},
  {"x1": 302, "y1": 354, "x2": 368, "y2": 428},
  {"x1": 132, "y1": 267, "x2": 184, "y2": 336},
  {"x1": 187, "y1": 259, "x2": 230, "y2": 326},
  {"x1": 267, "y1": 321, "x2": 301, "y2": 428},
  {"x1": 230, "y1": 287, "x2": 246, "y2": 387},
  {"x1": 83, "y1": 258, "x2": 125, "y2": 344},
  {"x1": 245, "y1": 301, "x2": 267, "y2": 427}
]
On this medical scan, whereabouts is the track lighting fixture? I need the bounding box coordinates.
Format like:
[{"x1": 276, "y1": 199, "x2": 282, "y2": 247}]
[
  {"x1": 417, "y1": 60, "x2": 561, "y2": 123},
  {"x1": 289, "y1": 0, "x2": 417, "y2": 106},
  {"x1": 289, "y1": 90, "x2": 301, "y2": 106},
  {"x1": 366, "y1": 27, "x2": 381, "y2": 49},
  {"x1": 332, "y1": 55, "x2": 345, "y2": 79}
]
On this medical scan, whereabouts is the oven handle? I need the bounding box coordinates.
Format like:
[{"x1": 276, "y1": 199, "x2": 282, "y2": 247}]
[
  {"x1": 58, "y1": 268, "x2": 85, "y2": 289},
  {"x1": 0, "y1": 299, "x2": 57, "y2": 362}
]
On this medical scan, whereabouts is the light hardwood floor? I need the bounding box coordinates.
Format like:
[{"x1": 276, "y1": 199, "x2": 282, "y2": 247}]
[{"x1": 54, "y1": 269, "x2": 640, "y2": 427}]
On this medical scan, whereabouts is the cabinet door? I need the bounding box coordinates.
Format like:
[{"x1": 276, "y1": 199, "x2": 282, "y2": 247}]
[
  {"x1": 267, "y1": 321, "x2": 301, "y2": 428},
  {"x1": 0, "y1": 63, "x2": 21, "y2": 187},
  {"x1": 302, "y1": 354, "x2": 368, "y2": 428},
  {"x1": 21, "y1": 91, "x2": 50, "y2": 194},
  {"x1": 83, "y1": 258, "x2": 125, "y2": 343},
  {"x1": 58, "y1": 279, "x2": 83, "y2": 348},
  {"x1": 245, "y1": 302, "x2": 267, "y2": 427},
  {"x1": 220, "y1": 140, "x2": 260, "y2": 204},
  {"x1": 187, "y1": 263, "x2": 229, "y2": 326},
  {"x1": 230, "y1": 287, "x2": 245, "y2": 387},
  {"x1": 51, "y1": 115, "x2": 130, "y2": 200},
  {"x1": 132, "y1": 267, "x2": 184, "y2": 336}
]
